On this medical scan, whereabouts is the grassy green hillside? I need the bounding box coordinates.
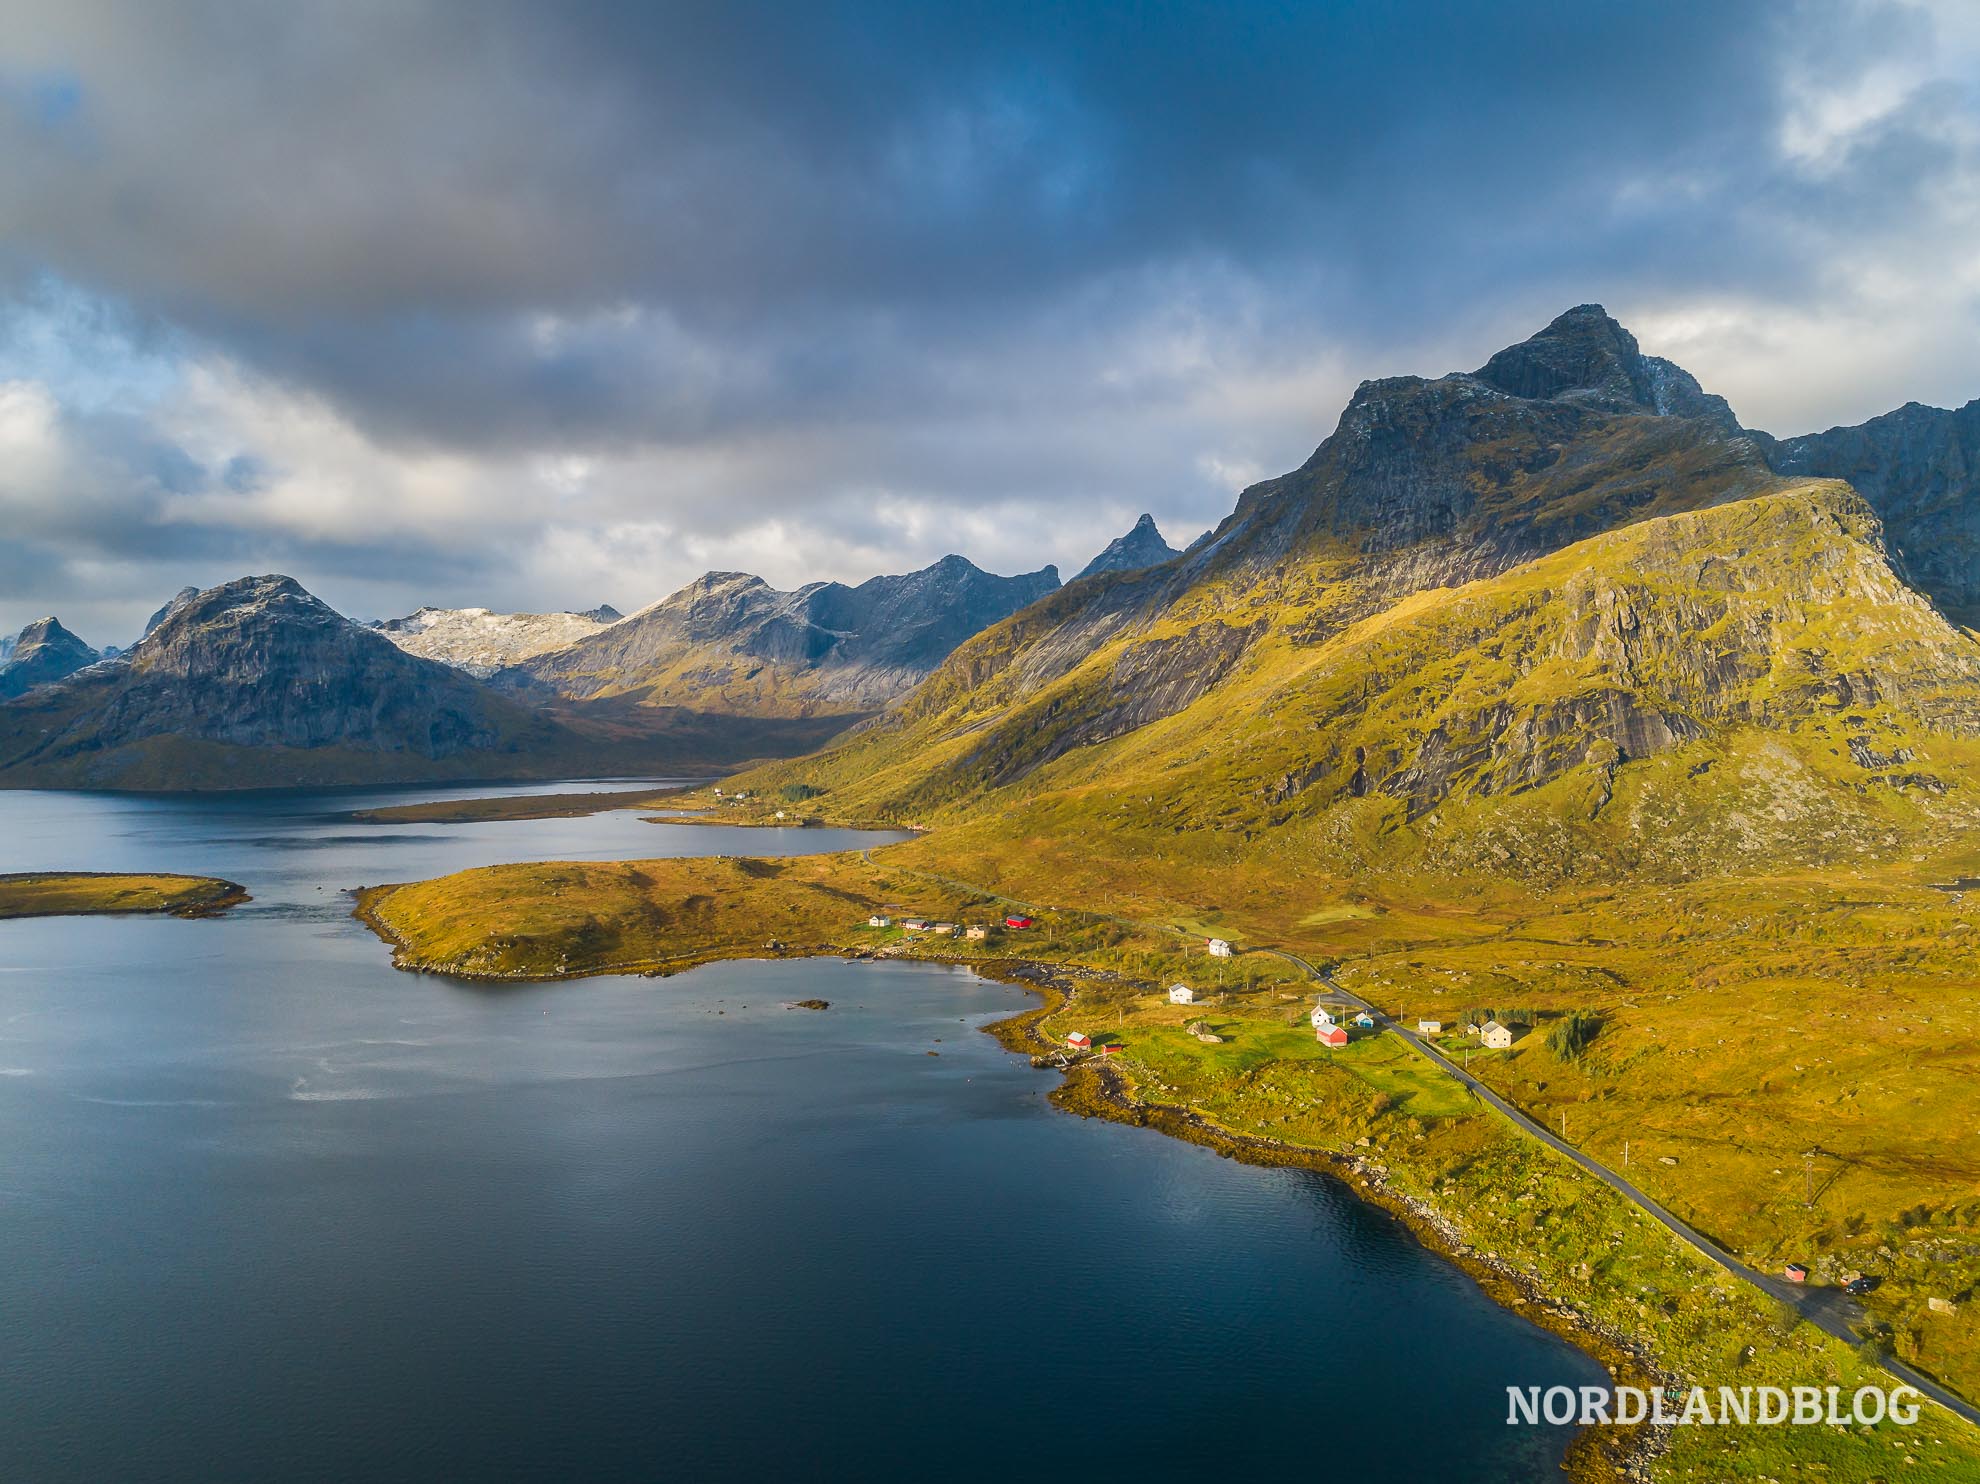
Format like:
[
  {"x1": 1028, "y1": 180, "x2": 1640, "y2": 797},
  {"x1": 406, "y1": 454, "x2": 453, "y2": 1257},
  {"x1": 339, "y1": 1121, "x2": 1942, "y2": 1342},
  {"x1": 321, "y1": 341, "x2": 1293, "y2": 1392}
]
[{"x1": 740, "y1": 482, "x2": 1980, "y2": 885}]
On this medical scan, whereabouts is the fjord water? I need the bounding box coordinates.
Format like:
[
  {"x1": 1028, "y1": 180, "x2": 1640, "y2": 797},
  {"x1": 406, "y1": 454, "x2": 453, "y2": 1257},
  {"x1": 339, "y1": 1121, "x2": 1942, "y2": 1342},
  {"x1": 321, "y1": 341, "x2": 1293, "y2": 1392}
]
[{"x1": 0, "y1": 786, "x2": 1600, "y2": 1481}]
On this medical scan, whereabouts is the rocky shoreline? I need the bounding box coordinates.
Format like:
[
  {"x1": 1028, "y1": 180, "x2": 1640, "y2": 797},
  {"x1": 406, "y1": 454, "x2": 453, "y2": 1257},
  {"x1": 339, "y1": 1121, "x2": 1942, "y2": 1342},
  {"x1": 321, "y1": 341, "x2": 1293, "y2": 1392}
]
[{"x1": 973, "y1": 957, "x2": 1675, "y2": 1484}]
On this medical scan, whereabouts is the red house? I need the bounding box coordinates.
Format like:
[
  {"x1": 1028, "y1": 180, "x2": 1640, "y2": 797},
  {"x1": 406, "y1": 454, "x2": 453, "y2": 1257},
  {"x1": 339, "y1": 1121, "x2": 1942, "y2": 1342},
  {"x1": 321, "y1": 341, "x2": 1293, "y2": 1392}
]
[
  {"x1": 1100, "y1": 1043, "x2": 1124, "y2": 1056},
  {"x1": 1316, "y1": 1025, "x2": 1348, "y2": 1049},
  {"x1": 1066, "y1": 1031, "x2": 1092, "y2": 1050},
  {"x1": 1784, "y1": 1262, "x2": 1809, "y2": 1283},
  {"x1": 1004, "y1": 915, "x2": 1035, "y2": 929}
]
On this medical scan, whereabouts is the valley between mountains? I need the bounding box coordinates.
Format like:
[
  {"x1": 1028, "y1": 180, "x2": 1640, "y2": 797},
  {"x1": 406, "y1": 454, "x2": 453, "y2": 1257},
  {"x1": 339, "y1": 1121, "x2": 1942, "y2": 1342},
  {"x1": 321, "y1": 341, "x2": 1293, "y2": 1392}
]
[{"x1": 22, "y1": 305, "x2": 1980, "y2": 1478}]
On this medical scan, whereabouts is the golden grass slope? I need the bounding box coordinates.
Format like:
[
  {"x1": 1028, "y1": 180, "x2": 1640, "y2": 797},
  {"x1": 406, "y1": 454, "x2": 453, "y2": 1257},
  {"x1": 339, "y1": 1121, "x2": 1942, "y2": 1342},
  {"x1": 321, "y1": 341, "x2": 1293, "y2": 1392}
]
[
  {"x1": 739, "y1": 483, "x2": 1980, "y2": 885},
  {"x1": 0, "y1": 871, "x2": 247, "y2": 918}
]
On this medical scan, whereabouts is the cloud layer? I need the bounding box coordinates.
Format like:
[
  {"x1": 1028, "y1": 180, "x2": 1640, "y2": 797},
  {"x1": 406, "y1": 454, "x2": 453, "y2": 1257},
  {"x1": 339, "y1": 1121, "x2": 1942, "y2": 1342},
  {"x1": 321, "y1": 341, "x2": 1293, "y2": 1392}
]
[{"x1": 3, "y1": 0, "x2": 1979, "y2": 643}]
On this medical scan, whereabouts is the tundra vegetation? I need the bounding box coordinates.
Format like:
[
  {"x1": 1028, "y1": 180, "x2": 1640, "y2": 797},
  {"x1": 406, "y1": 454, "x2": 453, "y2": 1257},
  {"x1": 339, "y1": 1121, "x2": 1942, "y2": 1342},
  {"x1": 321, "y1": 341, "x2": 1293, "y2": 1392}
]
[
  {"x1": 356, "y1": 310, "x2": 1980, "y2": 1477},
  {"x1": 0, "y1": 871, "x2": 247, "y2": 918}
]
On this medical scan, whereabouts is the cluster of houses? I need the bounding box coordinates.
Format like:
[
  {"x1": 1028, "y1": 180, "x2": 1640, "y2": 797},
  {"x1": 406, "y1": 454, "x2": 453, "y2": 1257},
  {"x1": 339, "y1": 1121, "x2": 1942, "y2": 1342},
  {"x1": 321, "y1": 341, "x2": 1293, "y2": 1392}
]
[
  {"x1": 1311, "y1": 1002, "x2": 1376, "y2": 1048},
  {"x1": 1064, "y1": 1031, "x2": 1124, "y2": 1056},
  {"x1": 1408, "y1": 1016, "x2": 1518, "y2": 1049},
  {"x1": 866, "y1": 913, "x2": 1031, "y2": 940}
]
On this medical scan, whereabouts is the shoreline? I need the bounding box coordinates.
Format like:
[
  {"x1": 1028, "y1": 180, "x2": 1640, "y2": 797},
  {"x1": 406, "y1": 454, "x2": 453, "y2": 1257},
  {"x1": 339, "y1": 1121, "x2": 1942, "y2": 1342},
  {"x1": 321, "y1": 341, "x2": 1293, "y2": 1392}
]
[
  {"x1": 346, "y1": 887, "x2": 1660, "y2": 1480},
  {"x1": 969, "y1": 957, "x2": 1667, "y2": 1484},
  {"x1": 0, "y1": 870, "x2": 250, "y2": 920}
]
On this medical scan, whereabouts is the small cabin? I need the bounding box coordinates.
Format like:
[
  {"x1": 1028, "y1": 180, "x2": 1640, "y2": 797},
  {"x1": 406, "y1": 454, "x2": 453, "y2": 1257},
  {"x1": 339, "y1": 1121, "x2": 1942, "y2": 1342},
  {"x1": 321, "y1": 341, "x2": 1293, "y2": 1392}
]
[
  {"x1": 1417, "y1": 1019, "x2": 1442, "y2": 1035},
  {"x1": 903, "y1": 918, "x2": 929, "y2": 932},
  {"x1": 965, "y1": 925, "x2": 989, "y2": 941},
  {"x1": 867, "y1": 914, "x2": 892, "y2": 928},
  {"x1": 1310, "y1": 1005, "x2": 1336, "y2": 1030},
  {"x1": 1316, "y1": 1025, "x2": 1348, "y2": 1048},
  {"x1": 1206, "y1": 938, "x2": 1233, "y2": 958},
  {"x1": 1352, "y1": 1011, "x2": 1375, "y2": 1029},
  {"x1": 774, "y1": 809, "x2": 787, "y2": 820},
  {"x1": 1067, "y1": 1031, "x2": 1092, "y2": 1050},
  {"x1": 930, "y1": 922, "x2": 958, "y2": 935},
  {"x1": 1168, "y1": 985, "x2": 1196, "y2": 1005},
  {"x1": 1004, "y1": 915, "x2": 1035, "y2": 930},
  {"x1": 1100, "y1": 1043, "x2": 1124, "y2": 1056},
  {"x1": 1480, "y1": 1020, "x2": 1515, "y2": 1050},
  {"x1": 1784, "y1": 1262, "x2": 1809, "y2": 1284}
]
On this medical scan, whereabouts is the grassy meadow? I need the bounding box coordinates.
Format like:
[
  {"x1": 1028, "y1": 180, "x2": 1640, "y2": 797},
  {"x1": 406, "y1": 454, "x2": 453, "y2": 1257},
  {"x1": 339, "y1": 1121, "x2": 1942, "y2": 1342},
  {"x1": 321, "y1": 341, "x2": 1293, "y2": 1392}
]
[{"x1": 0, "y1": 871, "x2": 247, "y2": 918}]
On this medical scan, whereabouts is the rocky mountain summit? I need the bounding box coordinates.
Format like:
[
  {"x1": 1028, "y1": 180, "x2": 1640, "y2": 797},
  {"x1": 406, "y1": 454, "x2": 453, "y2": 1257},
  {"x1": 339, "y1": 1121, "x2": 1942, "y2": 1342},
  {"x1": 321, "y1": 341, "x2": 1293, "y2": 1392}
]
[
  {"x1": 1074, "y1": 514, "x2": 1182, "y2": 581},
  {"x1": 374, "y1": 603, "x2": 624, "y2": 675},
  {"x1": 508, "y1": 554, "x2": 1061, "y2": 716},
  {"x1": 0, "y1": 617, "x2": 100, "y2": 700}
]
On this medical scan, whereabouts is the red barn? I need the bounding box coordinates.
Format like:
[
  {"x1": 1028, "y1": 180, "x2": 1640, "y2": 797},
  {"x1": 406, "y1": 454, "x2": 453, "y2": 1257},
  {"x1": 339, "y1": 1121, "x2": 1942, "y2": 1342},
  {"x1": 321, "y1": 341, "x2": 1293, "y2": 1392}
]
[
  {"x1": 1004, "y1": 915, "x2": 1035, "y2": 929},
  {"x1": 1316, "y1": 1025, "x2": 1348, "y2": 1048},
  {"x1": 1066, "y1": 1031, "x2": 1092, "y2": 1050},
  {"x1": 1100, "y1": 1043, "x2": 1124, "y2": 1056}
]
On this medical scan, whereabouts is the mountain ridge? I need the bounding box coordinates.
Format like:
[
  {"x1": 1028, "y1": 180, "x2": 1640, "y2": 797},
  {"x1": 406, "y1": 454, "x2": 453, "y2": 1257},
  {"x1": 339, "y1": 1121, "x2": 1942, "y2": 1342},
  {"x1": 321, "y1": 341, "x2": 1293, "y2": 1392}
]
[{"x1": 730, "y1": 306, "x2": 1980, "y2": 887}]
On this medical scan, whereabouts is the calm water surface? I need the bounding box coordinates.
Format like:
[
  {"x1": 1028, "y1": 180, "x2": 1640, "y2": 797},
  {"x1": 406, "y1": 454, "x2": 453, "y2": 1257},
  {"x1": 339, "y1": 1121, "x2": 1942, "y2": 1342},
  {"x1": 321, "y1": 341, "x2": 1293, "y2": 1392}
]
[{"x1": 0, "y1": 784, "x2": 1601, "y2": 1481}]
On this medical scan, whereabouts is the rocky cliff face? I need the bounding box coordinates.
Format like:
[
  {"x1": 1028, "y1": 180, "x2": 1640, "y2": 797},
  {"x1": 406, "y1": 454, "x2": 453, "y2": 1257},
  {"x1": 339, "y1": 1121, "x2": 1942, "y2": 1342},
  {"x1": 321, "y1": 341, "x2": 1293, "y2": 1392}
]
[
  {"x1": 374, "y1": 604, "x2": 623, "y2": 675},
  {"x1": 0, "y1": 617, "x2": 99, "y2": 699},
  {"x1": 1757, "y1": 400, "x2": 1980, "y2": 622},
  {"x1": 1074, "y1": 514, "x2": 1182, "y2": 581},
  {"x1": 509, "y1": 555, "x2": 1061, "y2": 715}
]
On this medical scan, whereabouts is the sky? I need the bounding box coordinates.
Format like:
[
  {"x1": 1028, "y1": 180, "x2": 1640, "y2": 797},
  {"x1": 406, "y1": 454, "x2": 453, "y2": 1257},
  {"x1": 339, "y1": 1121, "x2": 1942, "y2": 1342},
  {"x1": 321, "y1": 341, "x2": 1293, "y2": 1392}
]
[{"x1": 3, "y1": 0, "x2": 1979, "y2": 645}]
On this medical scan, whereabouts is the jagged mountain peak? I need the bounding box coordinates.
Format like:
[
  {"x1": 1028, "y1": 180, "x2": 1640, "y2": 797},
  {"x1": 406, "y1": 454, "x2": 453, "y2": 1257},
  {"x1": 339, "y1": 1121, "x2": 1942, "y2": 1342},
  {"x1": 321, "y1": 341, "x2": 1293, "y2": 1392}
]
[
  {"x1": 511, "y1": 552, "x2": 1061, "y2": 714},
  {"x1": 1076, "y1": 513, "x2": 1182, "y2": 581},
  {"x1": 0, "y1": 615, "x2": 99, "y2": 699},
  {"x1": 1470, "y1": 303, "x2": 1735, "y2": 425},
  {"x1": 143, "y1": 586, "x2": 202, "y2": 638}
]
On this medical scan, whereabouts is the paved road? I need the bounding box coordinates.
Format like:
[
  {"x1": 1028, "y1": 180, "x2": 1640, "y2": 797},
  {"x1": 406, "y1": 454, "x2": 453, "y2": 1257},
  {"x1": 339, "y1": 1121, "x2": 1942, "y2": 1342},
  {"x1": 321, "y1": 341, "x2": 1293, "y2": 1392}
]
[
  {"x1": 846, "y1": 849, "x2": 1980, "y2": 1425},
  {"x1": 1260, "y1": 947, "x2": 1980, "y2": 1427}
]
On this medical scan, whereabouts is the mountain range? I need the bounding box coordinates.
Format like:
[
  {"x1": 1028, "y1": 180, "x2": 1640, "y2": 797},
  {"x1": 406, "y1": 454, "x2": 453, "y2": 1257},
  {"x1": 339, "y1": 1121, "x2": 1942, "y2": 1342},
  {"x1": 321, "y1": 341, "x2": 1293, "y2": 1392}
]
[
  {"x1": 0, "y1": 519, "x2": 1182, "y2": 788},
  {"x1": 733, "y1": 305, "x2": 1980, "y2": 885},
  {"x1": 6, "y1": 306, "x2": 1980, "y2": 818},
  {"x1": 372, "y1": 604, "x2": 624, "y2": 676},
  {"x1": 495, "y1": 553, "x2": 1065, "y2": 719}
]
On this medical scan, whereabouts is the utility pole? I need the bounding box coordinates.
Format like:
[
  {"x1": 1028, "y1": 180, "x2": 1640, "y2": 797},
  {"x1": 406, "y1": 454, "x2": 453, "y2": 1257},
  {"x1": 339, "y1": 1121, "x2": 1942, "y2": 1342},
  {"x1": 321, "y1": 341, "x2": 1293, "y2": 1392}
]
[
  {"x1": 1560, "y1": 1110, "x2": 1568, "y2": 1140},
  {"x1": 1804, "y1": 1150, "x2": 1816, "y2": 1209},
  {"x1": 1623, "y1": 1140, "x2": 1629, "y2": 1170}
]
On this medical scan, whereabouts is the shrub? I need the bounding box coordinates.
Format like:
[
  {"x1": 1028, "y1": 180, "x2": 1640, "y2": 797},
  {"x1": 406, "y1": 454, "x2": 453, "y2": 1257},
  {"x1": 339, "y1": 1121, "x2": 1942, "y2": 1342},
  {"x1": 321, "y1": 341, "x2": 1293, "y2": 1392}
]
[{"x1": 1546, "y1": 1011, "x2": 1604, "y2": 1062}]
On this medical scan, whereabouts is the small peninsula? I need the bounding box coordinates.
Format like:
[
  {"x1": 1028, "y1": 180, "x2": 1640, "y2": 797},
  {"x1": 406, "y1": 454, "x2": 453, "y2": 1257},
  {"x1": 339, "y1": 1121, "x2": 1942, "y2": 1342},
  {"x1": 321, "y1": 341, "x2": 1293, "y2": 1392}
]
[{"x1": 0, "y1": 871, "x2": 249, "y2": 920}]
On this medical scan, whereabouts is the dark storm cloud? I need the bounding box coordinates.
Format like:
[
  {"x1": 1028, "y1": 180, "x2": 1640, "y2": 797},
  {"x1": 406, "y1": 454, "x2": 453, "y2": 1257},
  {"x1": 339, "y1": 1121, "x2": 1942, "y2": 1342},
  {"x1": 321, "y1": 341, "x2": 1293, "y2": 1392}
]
[
  {"x1": 2, "y1": 0, "x2": 1978, "y2": 640},
  {"x1": 0, "y1": 0, "x2": 1798, "y2": 444}
]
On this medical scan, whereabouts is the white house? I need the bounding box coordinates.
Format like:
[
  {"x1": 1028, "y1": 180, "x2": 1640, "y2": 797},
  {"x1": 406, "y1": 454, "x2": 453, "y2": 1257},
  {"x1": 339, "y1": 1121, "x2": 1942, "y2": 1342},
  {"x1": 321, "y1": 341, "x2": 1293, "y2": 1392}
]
[
  {"x1": 1417, "y1": 1019, "x2": 1443, "y2": 1035},
  {"x1": 868, "y1": 915, "x2": 892, "y2": 928},
  {"x1": 1480, "y1": 1019, "x2": 1515, "y2": 1049},
  {"x1": 1310, "y1": 1004, "x2": 1336, "y2": 1030},
  {"x1": 1206, "y1": 938, "x2": 1233, "y2": 958},
  {"x1": 1168, "y1": 985, "x2": 1196, "y2": 1005}
]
